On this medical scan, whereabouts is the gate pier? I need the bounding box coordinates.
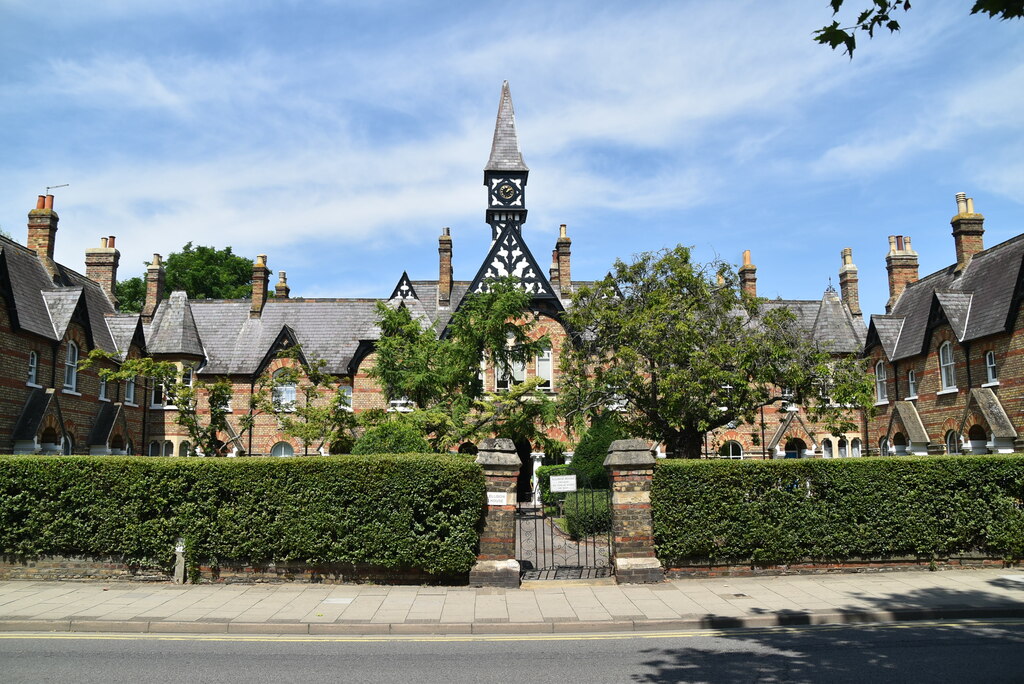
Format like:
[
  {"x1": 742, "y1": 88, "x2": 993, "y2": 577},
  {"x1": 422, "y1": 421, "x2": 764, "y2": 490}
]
[
  {"x1": 604, "y1": 439, "x2": 665, "y2": 584},
  {"x1": 469, "y1": 438, "x2": 521, "y2": 588}
]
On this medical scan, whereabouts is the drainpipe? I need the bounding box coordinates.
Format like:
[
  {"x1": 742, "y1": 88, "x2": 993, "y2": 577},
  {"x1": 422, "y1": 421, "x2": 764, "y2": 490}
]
[{"x1": 964, "y1": 341, "x2": 972, "y2": 388}]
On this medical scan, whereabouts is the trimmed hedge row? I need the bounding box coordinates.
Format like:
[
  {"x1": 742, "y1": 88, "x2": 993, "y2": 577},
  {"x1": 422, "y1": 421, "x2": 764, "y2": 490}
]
[
  {"x1": 0, "y1": 454, "x2": 486, "y2": 576},
  {"x1": 653, "y1": 455, "x2": 1024, "y2": 565},
  {"x1": 563, "y1": 490, "x2": 611, "y2": 540}
]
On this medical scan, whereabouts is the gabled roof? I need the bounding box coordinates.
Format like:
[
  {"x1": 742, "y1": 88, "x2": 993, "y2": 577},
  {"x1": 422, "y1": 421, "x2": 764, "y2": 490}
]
[
  {"x1": 87, "y1": 401, "x2": 128, "y2": 447},
  {"x1": 105, "y1": 314, "x2": 146, "y2": 361},
  {"x1": 145, "y1": 291, "x2": 204, "y2": 357},
  {"x1": 762, "y1": 290, "x2": 865, "y2": 354},
  {"x1": 766, "y1": 411, "x2": 818, "y2": 451},
  {"x1": 932, "y1": 290, "x2": 973, "y2": 340},
  {"x1": 485, "y1": 81, "x2": 528, "y2": 173},
  {"x1": 867, "y1": 315, "x2": 905, "y2": 360},
  {"x1": 389, "y1": 272, "x2": 418, "y2": 301},
  {"x1": 41, "y1": 288, "x2": 85, "y2": 339},
  {"x1": 12, "y1": 388, "x2": 64, "y2": 442},
  {"x1": 888, "y1": 401, "x2": 929, "y2": 444},
  {"x1": 963, "y1": 388, "x2": 1016, "y2": 439},
  {"x1": 465, "y1": 227, "x2": 562, "y2": 305},
  {"x1": 877, "y1": 232, "x2": 1024, "y2": 361}
]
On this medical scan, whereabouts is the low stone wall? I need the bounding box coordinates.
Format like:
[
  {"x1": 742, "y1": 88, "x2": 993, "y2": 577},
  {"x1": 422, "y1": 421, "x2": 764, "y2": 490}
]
[
  {"x1": 0, "y1": 555, "x2": 170, "y2": 582},
  {"x1": 197, "y1": 562, "x2": 465, "y2": 585},
  {"x1": 665, "y1": 556, "x2": 1016, "y2": 579}
]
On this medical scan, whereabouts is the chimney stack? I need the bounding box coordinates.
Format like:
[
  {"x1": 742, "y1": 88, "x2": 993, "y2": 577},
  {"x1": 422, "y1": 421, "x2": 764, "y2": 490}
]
[
  {"x1": 885, "y1": 236, "x2": 918, "y2": 313},
  {"x1": 275, "y1": 271, "x2": 290, "y2": 299},
  {"x1": 556, "y1": 224, "x2": 572, "y2": 294},
  {"x1": 85, "y1": 235, "x2": 121, "y2": 309},
  {"x1": 27, "y1": 194, "x2": 59, "y2": 264},
  {"x1": 438, "y1": 227, "x2": 453, "y2": 308},
  {"x1": 951, "y1": 192, "x2": 984, "y2": 274},
  {"x1": 549, "y1": 248, "x2": 560, "y2": 283},
  {"x1": 739, "y1": 249, "x2": 757, "y2": 297},
  {"x1": 250, "y1": 255, "x2": 270, "y2": 318},
  {"x1": 838, "y1": 247, "x2": 861, "y2": 318},
  {"x1": 141, "y1": 254, "x2": 165, "y2": 323}
]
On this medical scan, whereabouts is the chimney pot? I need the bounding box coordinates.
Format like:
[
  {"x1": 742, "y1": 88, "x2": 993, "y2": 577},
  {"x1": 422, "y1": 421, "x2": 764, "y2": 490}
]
[
  {"x1": 559, "y1": 224, "x2": 567, "y2": 239},
  {"x1": 35, "y1": 195, "x2": 45, "y2": 210},
  {"x1": 738, "y1": 249, "x2": 757, "y2": 297},
  {"x1": 956, "y1": 192, "x2": 968, "y2": 214},
  {"x1": 108, "y1": 236, "x2": 115, "y2": 248},
  {"x1": 966, "y1": 197, "x2": 975, "y2": 214},
  {"x1": 44, "y1": 195, "x2": 54, "y2": 210},
  {"x1": 101, "y1": 237, "x2": 108, "y2": 248},
  {"x1": 742, "y1": 249, "x2": 751, "y2": 266}
]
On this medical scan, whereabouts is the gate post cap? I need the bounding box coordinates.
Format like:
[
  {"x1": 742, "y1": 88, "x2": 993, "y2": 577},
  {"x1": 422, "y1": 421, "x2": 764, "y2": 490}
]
[
  {"x1": 604, "y1": 439, "x2": 656, "y2": 467},
  {"x1": 476, "y1": 438, "x2": 521, "y2": 466}
]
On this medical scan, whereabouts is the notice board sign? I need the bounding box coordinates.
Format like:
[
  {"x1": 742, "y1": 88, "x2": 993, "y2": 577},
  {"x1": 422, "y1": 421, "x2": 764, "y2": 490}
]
[{"x1": 549, "y1": 474, "x2": 578, "y2": 493}]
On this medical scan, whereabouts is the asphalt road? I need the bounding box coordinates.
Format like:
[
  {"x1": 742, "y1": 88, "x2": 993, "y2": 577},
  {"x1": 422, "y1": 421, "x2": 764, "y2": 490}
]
[{"x1": 2, "y1": 620, "x2": 1024, "y2": 683}]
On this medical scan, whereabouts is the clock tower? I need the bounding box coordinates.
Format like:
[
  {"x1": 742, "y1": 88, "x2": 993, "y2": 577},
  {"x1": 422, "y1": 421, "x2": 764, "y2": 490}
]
[{"x1": 484, "y1": 80, "x2": 529, "y2": 240}]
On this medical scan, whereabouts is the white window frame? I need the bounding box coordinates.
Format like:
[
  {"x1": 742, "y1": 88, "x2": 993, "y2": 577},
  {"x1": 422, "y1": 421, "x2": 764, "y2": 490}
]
[
  {"x1": 718, "y1": 441, "x2": 743, "y2": 459},
  {"x1": 182, "y1": 367, "x2": 193, "y2": 387},
  {"x1": 271, "y1": 441, "x2": 294, "y2": 457},
  {"x1": 838, "y1": 438, "x2": 848, "y2": 458},
  {"x1": 125, "y1": 377, "x2": 137, "y2": 406},
  {"x1": 272, "y1": 369, "x2": 297, "y2": 411},
  {"x1": 496, "y1": 359, "x2": 526, "y2": 392},
  {"x1": 151, "y1": 383, "x2": 166, "y2": 408},
  {"x1": 822, "y1": 439, "x2": 833, "y2": 458},
  {"x1": 27, "y1": 351, "x2": 39, "y2": 386},
  {"x1": 63, "y1": 341, "x2": 79, "y2": 392},
  {"x1": 874, "y1": 360, "x2": 888, "y2": 403},
  {"x1": 906, "y1": 369, "x2": 917, "y2": 399},
  {"x1": 536, "y1": 345, "x2": 553, "y2": 391},
  {"x1": 148, "y1": 440, "x2": 161, "y2": 457},
  {"x1": 985, "y1": 350, "x2": 998, "y2": 385},
  {"x1": 339, "y1": 385, "x2": 354, "y2": 412},
  {"x1": 99, "y1": 377, "x2": 109, "y2": 401},
  {"x1": 851, "y1": 438, "x2": 862, "y2": 458},
  {"x1": 945, "y1": 430, "x2": 960, "y2": 455},
  {"x1": 939, "y1": 342, "x2": 957, "y2": 391},
  {"x1": 879, "y1": 436, "x2": 889, "y2": 456},
  {"x1": 163, "y1": 441, "x2": 174, "y2": 457}
]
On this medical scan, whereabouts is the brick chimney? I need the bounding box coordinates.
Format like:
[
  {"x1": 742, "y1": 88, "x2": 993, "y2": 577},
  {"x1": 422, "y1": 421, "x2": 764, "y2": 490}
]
[
  {"x1": 549, "y1": 248, "x2": 560, "y2": 283},
  {"x1": 739, "y1": 249, "x2": 757, "y2": 297},
  {"x1": 275, "y1": 270, "x2": 290, "y2": 299},
  {"x1": 141, "y1": 253, "x2": 165, "y2": 323},
  {"x1": 838, "y1": 247, "x2": 861, "y2": 318},
  {"x1": 27, "y1": 194, "x2": 58, "y2": 263},
  {"x1": 250, "y1": 254, "x2": 270, "y2": 318},
  {"x1": 885, "y1": 236, "x2": 918, "y2": 313},
  {"x1": 951, "y1": 192, "x2": 984, "y2": 274},
  {"x1": 556, "y1": 224, "x2": 572, "y2": 294},
  {"x1": 85, "y1": 236, "x2": 120, "y2": 309},
  {"x1": 438, "y1": 227, "x2": 453, "y2": 308}
]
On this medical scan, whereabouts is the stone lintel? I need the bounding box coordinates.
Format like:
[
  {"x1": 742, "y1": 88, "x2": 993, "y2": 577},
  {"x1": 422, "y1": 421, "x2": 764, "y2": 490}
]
[{"x1": 476, "y1": 438, "x2": 521, "y2": 468}]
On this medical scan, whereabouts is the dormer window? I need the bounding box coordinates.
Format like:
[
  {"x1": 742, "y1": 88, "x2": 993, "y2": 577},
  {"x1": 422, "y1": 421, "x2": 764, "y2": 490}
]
[
  {"x1": 63, "y1": 342, "x2": 78, "y2": 392},
  {"x1": 939, "y1": 342, "x2": 956, "y2": 391},
  {"x1": 874, "y1": 361, "x2": 887, "y2": 402},
  {"x1": 985, "y1": 351, "x2": 998, "y2": 384},
  {"x1": 27, "y1": 351, "x2": 38, "y2": 386}
]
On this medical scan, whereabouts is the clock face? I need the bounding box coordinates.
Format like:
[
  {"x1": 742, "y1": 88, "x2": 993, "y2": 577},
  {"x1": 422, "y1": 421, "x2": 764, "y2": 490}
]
[{"x1": 497, "y1": 182, "x2": 517, "y2": 201}]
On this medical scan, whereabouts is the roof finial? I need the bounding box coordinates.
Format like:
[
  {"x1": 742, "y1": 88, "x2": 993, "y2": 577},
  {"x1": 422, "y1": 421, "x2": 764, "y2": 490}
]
[{"x1": 485, "y1": 81, "x2": 528, "y2": 172}]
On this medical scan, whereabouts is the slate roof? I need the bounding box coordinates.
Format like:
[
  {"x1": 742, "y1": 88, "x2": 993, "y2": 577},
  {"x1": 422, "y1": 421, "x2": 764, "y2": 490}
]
[
  {"x1": 966, "y1": 388, "x2": 1016, "y2": 439},
  {"x1": 869, "y1": 232, "x2": 1024, "y2": 361},
  {"x1": 0, "y1": 235, "x2": 117, "y2": 352},
  {"x1": 87, "y1": 401, "x2": 121, "y2": 446},
  {"x1": 12, "y1": 388, "x2": 54, "y2": 441},
  {"x1": 145, "y1": 291, "x2": 204, "y2": 357},
  {"x1": 890, "y1": 401, "x2": 929, "y2": 444},
  {"x1": 485, "y1": 81, "x2": 528, "y2": 172},
  {"x1": 762, "y1": 289, "x2": 866, "y2": 354},
  {"x1": 105, "y1": 314, "x2": 144, "y2": 360}
]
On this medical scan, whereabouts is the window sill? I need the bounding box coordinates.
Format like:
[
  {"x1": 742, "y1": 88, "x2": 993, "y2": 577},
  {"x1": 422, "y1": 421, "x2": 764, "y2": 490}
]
[
  {"x1": 982, "y1": 381, "x2": 1000, "y2": 388},
  {"x1": 936, "y1": 388, "x2": 959, "y2": 396},
  {"x1": 61, "y1": 389, "x2": 81, "y2": 396},
  {"x1": 99, "y1": 397, "x2": 111, "y2": 403},
  {"x1": 874, "y1": 400, "x2": 890, "y2": 407},
  {"x1": 904, "y1": 395, "x2": 918, "y2": 401},
  {"x1": 125, "y1": 402, "x2": 138, "y2": 408},
  {"x1": 150, "y1": 405, "x2": 178, "y2": 410},
  {"x1": 26, "y1": 381, "x2": 42, "y2": 389}
]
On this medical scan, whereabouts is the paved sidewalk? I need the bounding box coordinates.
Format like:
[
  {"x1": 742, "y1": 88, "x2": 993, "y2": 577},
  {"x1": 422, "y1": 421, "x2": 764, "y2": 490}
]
[{"x1": 1, "y1": 569, "x2": 1023, "y2": 635}]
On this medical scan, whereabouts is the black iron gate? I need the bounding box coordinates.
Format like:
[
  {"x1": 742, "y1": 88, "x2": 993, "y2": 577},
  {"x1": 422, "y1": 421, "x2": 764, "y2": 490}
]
[{"x1": 515, "y1": 479, "x2": 613, "y2": 581}]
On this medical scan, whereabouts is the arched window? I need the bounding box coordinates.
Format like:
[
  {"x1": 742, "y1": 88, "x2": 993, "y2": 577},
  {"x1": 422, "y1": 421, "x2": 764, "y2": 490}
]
[
  {"x1": 838, "y1": 438, "x2": 848, "y2": 458},
  {"x1": 271, "y1": 441, "x2": 294, "y2": 457},
  {"x1": 718, "y1": 441, "x2": 743, "y2": 459},
  {"x1": 27, "y1": 351, "x2": 38, "y2": 385},
  {"x1": 945, "y1": 430, "x2": 960, "y2": 455},
  {"x1": 985, "y1": 351, "x2": 998, "y2": 384},
  {"x1": 64, "y1": 341, "x2": 79, "y2": 391},
  {"x1": 967, "y1": 425, "x2": 989, "y2": 455},
  {"x1": 784, "y1": 438, "x2": 806, "y2": 459},
  {"x1": 821, "y1": 439, "x2": 833, "y2": 458},
  {"x1": 536, "y1": 345, "x2": 553, "y2": 391},
  {"x1": 272, "y1": 369, "x2": 296, "y2": 410},
  {"x1": 879, "y1": 436, "x2": 889, "y2": 456},
  {"x1": 179, "y1": 441, "x2": 192, "y2": 457},
  {"x1": 851, "y1": 438, "x2": 862, "y2": 458},
  {"x1": 939, "y1": 342, "x2": 956, "y2": 391},
  {"x1": 125, "y1": 439, "x2": 134, "y2": 455},
  {"x1": 149, "y1": 440, "x2": 161, "y2": 457},
  {"x1": 62, "y1": 434, "x2": 74, "y2": 455},
  {"x1": 892, "y1": 432, "x2": 908, "y2": 456},
  {"x1": 163, "y1": 441, "x2": 174, "y2": 457},
  {"x1": 906, "y1": 369, "x2": 917, "y2": 398},
  {"x1": 874, "y1": 361, "x2": 888, "y2": 402}
]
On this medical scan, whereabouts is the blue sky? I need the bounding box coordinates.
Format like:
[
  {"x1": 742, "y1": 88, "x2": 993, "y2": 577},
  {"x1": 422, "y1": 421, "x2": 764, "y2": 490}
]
[{"x1": 1, "y1": 1, "x2": 1022, "y2": 317}]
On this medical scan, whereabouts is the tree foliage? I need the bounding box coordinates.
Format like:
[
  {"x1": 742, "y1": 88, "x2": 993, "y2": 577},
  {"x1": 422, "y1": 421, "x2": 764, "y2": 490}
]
[
  {"x1": 816, "y1": 1, "x2": 1023, "y2": 57},
  {"x1": 351, "y1": 419, "x2": 432, "y2": 455},
  {"x1": 367, "y1": 278, "x2": 557, "y2": 452},
  {"x1": 244, "y1": 346, "x2": 357, "y2": 455},
  {"x1": 115, "y1": 276, "x2": 146, "y2": 313},
  {"x1": 558, "y1": 245, "x2": 874, "y2": 459}
]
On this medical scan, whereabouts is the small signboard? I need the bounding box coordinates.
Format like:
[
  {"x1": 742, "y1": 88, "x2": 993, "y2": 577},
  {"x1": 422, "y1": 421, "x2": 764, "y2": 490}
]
[
  {"x1": 487, "y1": 491, "x2": 507, "y2": 506},
  {"x1": 549, "y1": 474, "x2": 578, "y2": 493}
]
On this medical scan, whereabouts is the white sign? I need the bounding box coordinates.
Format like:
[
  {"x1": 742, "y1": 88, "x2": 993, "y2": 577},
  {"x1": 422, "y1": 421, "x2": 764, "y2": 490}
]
[
  {"x1": 487, "y1": 491, "x2": 508, "y2": 506},
  {"x1": 549, "y1": 474, "x2": 578, "y2": 493}
]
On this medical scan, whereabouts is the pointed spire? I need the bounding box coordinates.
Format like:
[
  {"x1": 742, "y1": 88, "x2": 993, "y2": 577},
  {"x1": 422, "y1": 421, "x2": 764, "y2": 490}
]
[{"x1": 486, "y1": 81, "x2": 528, "y2": 172}]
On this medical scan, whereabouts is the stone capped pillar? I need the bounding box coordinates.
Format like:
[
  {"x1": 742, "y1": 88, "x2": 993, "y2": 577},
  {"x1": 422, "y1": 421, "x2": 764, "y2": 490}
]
[
  {"x1": 604, "y1": 439, "x2": 664, "y2": 584},
  {"x1": 469, "y1": 438, "x2": 521, "y2": 587}
]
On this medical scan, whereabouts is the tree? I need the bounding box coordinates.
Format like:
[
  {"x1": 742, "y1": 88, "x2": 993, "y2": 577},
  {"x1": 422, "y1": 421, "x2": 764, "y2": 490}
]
[
  {"x1": 367, "y1": 278, "x2": 557, "y2": 452},
  {"x1": 82, "y1": 352, "x2": 236, "y2": 456},
  {"x1": 558, "y1": 246, "x2": 874, "y2": 459},
  {"x1": 115, "y1": 242, "x2": 253, "y2": 313},
  {"x1": 245, "y1": 346, "x2": 357, "y2": 455},
  {"x1": 816, "y1": 1, "x2": 1023, "y2": 57}
]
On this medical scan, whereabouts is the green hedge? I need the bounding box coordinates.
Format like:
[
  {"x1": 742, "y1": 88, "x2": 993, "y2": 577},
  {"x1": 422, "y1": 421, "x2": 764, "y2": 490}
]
[
  {"x1": 0, "y1": 454, "x2": 486, "y2": 576},
  {"x1": 653, "y1": 455, "x2": 1024, "y2": 566},
  {"x1": 563, "y1": 490, "x2": 611, "y2": 540}
]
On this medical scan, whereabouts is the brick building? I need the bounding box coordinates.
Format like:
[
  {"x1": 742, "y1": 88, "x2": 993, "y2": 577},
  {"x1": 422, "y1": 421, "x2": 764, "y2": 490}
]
[{"x1": 866, "y1": 194, "x2": 1024, "y2": 456}]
